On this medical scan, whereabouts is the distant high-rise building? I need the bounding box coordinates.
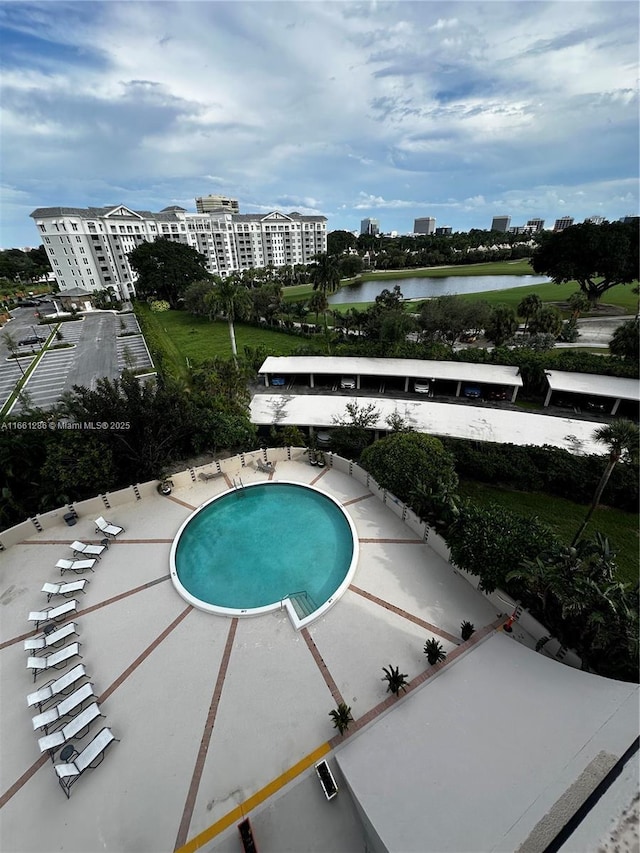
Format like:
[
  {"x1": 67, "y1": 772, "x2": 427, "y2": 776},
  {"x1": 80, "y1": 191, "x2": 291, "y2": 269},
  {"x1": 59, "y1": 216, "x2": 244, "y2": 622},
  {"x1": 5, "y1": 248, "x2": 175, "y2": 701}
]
[
  {"x1": 554, "y1": 217, "x2": 574, "y2": 231},
  {"x1": 491, "y1": 216, "x2": 511, "y2": 232},
  {"x1": 584, "y1": 215, "x2": 604, "y2": 225},
  {"x1": 195, "y1": 195, "x2": 239, "y2": 214},
  {"x1": 435, "y1": 226, "x2": 452, "y2": 236},
  {"x1": 621, "y1": 215, "x2": 639, "y2": 225},
  {"x1": 360, "y1": 218, "x2": 380, "y2": 236},
  {"x1": 414, "y1": 217, "x2": 436, "y2": 235},
  {"x1": 526, "y1": 218, "x2": 545, "y2": 232}
]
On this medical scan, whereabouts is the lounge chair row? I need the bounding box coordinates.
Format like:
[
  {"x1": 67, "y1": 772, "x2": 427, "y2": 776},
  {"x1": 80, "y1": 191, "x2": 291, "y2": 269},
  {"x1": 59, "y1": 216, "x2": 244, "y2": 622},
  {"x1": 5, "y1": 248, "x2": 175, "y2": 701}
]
[{"x1": 21, "y1": 519, "x2": 123, "y2": 796}]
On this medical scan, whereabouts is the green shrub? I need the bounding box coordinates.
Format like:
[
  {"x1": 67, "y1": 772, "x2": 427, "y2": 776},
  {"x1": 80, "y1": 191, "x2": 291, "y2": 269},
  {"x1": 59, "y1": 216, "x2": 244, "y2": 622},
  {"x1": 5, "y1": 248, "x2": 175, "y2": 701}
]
[{"x1": 360, "y1": 432, "x2": 457, "y2": 503}]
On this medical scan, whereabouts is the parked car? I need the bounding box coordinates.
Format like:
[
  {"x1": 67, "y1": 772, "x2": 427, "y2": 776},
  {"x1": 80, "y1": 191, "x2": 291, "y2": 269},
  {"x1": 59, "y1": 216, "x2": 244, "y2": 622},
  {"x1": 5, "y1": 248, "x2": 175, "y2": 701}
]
[
  {"x1": 586, "y1": 399, "x2": 607, "y2": 413},
  {"x1": 488, "y1": 388, "x2": 509, "y2": 401},
  {"x1": 462, "y1": 385, "x2": 482, "y2": 399},
  {"x1": 18, "y1": 335, "x2": 45, "y2": 346},
  {"x1": 414, "y1": 381, "x2": 431, "y2": 394},
  {"x1": 271, "y1": 376, "x2": 286, "y2": 387},
  {"x1": 340, "y1": 376, "x2": 356, "y2": 390}
]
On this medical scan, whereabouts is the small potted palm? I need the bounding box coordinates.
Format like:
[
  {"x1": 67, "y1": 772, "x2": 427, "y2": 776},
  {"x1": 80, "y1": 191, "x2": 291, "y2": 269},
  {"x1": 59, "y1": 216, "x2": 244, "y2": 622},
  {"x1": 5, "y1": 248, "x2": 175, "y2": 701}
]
[
  {"x1": 381, "y1": 664, "x2": 409, "y2": 696},
  {"x1": 460, "y1": 620, "x2": 475, "y2": 641},
  {"x1": 424, "y1": 637, "x2": 447, "y2": 665},
  {"x1": 329, "y1": 702, "x2": 353, "y2": 735}
]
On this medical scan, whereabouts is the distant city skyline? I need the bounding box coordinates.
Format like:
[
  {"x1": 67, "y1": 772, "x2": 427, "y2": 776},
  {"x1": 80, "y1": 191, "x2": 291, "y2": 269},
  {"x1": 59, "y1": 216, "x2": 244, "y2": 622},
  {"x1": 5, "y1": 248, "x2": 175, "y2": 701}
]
[{"x1": 1, "y1": 2, "x2": 638, "y2": 248}]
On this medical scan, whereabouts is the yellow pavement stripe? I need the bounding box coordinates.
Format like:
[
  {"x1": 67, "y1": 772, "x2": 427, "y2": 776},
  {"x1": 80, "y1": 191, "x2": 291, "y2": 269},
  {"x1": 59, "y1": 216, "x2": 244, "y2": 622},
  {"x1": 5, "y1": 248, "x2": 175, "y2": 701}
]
[{"x1": 175, "y1": 741, "x2": 331, "y2": 853}]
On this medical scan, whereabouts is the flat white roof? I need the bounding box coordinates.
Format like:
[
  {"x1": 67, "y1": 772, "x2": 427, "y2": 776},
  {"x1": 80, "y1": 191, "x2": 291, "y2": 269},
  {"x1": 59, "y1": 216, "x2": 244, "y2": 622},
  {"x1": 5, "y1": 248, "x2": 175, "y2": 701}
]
[
  {"x1": 546, "y1": 370, "x2": 640, "y2": 401},
  {"x1": 250, "y1": 394, "x2": 607, "y2": 455},
  {"x1": 336, "y1": 633, "x2": 639, "y2": 853},
  {"x1": 259, "y1": 356, "x2": 523, "y2": 387}
]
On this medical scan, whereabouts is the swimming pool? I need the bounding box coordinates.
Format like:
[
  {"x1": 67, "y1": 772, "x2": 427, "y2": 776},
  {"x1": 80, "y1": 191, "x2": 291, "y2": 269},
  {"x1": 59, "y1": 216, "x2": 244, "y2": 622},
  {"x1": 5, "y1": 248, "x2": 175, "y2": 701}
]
[{"x1": 170, "y1": 481, "x2": 359, "y2": 627}]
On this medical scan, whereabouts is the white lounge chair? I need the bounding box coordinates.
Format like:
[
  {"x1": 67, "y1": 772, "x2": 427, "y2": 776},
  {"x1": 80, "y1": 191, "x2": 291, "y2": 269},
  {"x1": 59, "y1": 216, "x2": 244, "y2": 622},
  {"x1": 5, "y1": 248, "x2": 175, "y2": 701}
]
[
  {"x1": 24, "y1": 622, "x2": 79, "y2": 653},
  {"x1": 198, "y1": 470, "x2": 223, "y2": 481},
  {"x1": 54, "y1": 727, "x2": 119, "y2": 797},
  {"x1": 28, "y1": 600, "x2": 79, "y2": 629},
  {"x1": 27, "y1": 642, "x2": 82, "y2": 682},
  {"x1": 42, "y1": 580, "x2": 89, "y2": 602},
  {"x1": 256, "y1": 459, "x2": 275, "y2": 473},
  {"x1": 38, "y1": 702, "x2": 104, "y2": 757},
  {"x1": 32, "y1": 682, "x2": 95, "y2": 731},
  {"x1": 94, "y1": 516, "x2": 124, "y2": 538},
  {"x1": 56, "y1": 558, "x2": 96, "y2": 576},
  {"x1": 71, "y1": 540, "x2": 107, "y2": 559},
  {"x1": 27, "y1": 664, "x2": 89, "y2": 710}
]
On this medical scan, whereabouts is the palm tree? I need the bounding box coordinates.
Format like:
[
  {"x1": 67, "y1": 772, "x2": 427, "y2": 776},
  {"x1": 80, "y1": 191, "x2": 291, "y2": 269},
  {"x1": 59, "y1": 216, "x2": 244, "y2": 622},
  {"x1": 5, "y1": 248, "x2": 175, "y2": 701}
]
[
  {"x1": 329, "y1": 702, "x2": 353, "y2": 735},
  {"x1": 381, "y1": 664, "x2": 409, "y2": 696},
  {"x1": 310, "y1": 253, "x2": 341, "y2": 331},
  {"x1": 423, "y1": 638, "x2": 447, "y2": 665},
  {"x1": 572, "y1": 420, "x2": 639, "y2": 546},
  {"x1": 517, "y1": 293, "x2": 542, "y2": 332},
  {"x1": 205, "y1": 275, "x2": 251, "y2": 364}
]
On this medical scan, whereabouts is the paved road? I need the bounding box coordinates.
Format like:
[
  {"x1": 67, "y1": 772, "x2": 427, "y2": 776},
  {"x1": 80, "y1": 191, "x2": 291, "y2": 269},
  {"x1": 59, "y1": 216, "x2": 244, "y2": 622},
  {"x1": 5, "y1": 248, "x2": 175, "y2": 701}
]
[{"x1": 1, "y1": 310, "x2": 154, "y2": 415}]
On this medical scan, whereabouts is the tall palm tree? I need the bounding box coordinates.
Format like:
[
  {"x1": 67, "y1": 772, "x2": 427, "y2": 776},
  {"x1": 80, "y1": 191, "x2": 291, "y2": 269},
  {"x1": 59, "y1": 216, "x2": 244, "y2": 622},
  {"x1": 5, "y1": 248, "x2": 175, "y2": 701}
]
[
  {"x1": 572, "y1": 419, "x2": 639, "y2": 546},
  {"x1": 205, "y1": 275, "x2": 251, "y2": 364},
  {"x1": 310, "y1": 253, "x2": 341, "y2": 331}
]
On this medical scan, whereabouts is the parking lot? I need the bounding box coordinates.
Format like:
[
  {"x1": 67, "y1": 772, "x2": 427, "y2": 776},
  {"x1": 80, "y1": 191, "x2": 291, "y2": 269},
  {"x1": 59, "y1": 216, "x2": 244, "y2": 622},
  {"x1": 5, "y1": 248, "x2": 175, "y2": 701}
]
[{"x1": 0, "y1": 309, "x2": 154, "y2": 415}]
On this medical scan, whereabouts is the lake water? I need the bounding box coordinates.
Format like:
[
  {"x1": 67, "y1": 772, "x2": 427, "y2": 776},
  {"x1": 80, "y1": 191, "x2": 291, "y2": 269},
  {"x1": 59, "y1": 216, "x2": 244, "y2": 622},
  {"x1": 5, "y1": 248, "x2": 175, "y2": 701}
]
[{"x1": 328, "y1": 274, "x2": 551, "y2": 305}]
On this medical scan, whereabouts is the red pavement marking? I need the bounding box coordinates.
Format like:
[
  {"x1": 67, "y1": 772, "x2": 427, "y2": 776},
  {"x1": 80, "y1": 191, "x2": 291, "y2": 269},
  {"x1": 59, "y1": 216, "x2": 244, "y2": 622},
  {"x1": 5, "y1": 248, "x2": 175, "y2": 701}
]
[
  {"x1": 0, "y1": 604, "x2": 193, "y2": 809},
  {"x1": 350, "y1": 584, "x2": 460, "y2": 644},
  {"x1": 343, "y1": 493, "x2": 374, "y2": 506},
  {"x1": 174, "y1": 618, "x2": 239, "y2": 851},
  {"x1": 328, "y1": 617, "x2": 504, "y2": 748},
  {"x1": 358, "y1": 537, "x2": 424, "y2": 544},
  {"x1": 0, "y1": 575, "x2": 171, "y2": 651},
  {"x1": 310, "y1": 468, "x2": 329, "y2": 486},
  {"x1": 301, "y1": 628, "x2": 345, "y2": 707}
]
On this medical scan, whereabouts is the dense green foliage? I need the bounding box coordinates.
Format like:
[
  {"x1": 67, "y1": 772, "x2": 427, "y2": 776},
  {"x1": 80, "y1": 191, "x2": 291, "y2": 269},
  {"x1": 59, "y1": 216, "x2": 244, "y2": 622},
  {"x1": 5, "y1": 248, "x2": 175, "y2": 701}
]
[
  {"x1": 360, "y1": 432, "x2": 458, "y2": 505},
  {"x1": 532, "y1": 222, "x2": 639, "y2": 304},
  {"x1": 609, "y1": 318, "x2": 639, "y2": 362},
  {"x1": 447, "y1": 502, "x2": 554, "y2": 594},
  {"x1": 441, "y1": 438, "x2": 638, "y2": 513},
  {"x1": 128, "y1": 238, "x2": 210, "y2": 307},
  {"x1": 0, "y1": 367, "x2": 255, "y2": 530},
  {"x1": 0, "y1": 246, "x2": 51, "y2": 284}
]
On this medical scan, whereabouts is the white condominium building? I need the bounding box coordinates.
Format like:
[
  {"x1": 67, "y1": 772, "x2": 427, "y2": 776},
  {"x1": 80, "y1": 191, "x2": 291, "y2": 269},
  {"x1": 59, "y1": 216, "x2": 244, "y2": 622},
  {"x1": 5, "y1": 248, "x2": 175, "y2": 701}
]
[{"x1": 30, "y1": 205, "x2": 327, "y2": 299}]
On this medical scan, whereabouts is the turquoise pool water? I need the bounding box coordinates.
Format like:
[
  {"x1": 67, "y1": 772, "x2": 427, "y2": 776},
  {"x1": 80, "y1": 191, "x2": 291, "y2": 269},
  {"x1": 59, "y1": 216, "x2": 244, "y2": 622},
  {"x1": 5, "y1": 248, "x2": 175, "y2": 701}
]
[{"x1": 173, "y1": 483, "x2": 354, "y2": 611}]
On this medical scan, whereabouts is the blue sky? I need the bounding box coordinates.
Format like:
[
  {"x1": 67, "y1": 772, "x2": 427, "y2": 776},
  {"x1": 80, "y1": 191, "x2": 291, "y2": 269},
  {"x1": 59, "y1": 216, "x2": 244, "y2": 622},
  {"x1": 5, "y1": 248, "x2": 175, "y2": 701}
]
[{"x1": 1, "y1": 0, "x2": 638, "y2": 248}]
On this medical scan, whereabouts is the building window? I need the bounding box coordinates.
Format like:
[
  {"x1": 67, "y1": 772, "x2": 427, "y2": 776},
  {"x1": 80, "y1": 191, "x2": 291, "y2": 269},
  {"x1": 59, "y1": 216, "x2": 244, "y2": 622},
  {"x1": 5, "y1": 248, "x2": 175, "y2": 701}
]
[{"x1": 39, "y1": 224, "x2": 46, "y2": 232}]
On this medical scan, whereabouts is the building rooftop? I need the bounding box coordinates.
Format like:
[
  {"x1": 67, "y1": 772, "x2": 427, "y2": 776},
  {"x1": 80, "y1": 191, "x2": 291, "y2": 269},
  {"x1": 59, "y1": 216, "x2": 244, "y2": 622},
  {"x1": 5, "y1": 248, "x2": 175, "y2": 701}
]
[
  {"x1": 250, "y1": 394, "x2": 607, "y2": 454},
  {"x1": 0, "y1": 453, "x2": 636, "y2": 853}
]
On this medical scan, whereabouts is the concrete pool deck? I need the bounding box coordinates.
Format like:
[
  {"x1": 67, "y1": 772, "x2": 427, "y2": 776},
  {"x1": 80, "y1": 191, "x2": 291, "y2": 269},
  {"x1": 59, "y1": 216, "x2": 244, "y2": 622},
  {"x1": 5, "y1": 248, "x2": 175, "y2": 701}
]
[{"x1": 0, "y1": 455, "x2": 637, "y2": 852}]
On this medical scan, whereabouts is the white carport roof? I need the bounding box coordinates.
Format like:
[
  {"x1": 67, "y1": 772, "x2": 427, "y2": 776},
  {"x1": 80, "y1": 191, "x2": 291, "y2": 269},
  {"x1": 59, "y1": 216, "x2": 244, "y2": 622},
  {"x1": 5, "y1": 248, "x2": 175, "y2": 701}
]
[
  {"x1": 259, "y1": 356, "x2": 522, "y2": 386},
  {"x1": 250, "y1": 394, "x2": 607, "y2": 455},
  {"x1": 335, "y1": 634, "x2": 639, "y2": 853},
  {"x1": 546, "y1": 370, "x2": 640, "y2": 401}
]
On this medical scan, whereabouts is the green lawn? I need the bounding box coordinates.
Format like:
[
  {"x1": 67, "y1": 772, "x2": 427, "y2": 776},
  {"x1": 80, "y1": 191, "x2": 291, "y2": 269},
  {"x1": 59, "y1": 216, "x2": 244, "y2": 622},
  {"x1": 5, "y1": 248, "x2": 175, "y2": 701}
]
[
  {"x1": 136, "y1": 304, "x2": 321, "y2": 379},
  {"x1": 452, "y1": 280, "x2": 637, "y2": 315},
  {"x1": 356, "y1": 259, "x2": 535, "y2": 280},
  {"x1": 458, "y1": 480, "x2": 639, "y2": 585}
]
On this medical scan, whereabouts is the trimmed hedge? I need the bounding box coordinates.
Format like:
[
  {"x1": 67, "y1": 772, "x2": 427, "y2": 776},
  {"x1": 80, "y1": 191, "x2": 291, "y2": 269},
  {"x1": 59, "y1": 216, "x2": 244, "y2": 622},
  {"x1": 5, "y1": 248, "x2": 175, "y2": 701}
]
[{"x1": 441, "y1": 438, "x2": 638, "y2": 512}]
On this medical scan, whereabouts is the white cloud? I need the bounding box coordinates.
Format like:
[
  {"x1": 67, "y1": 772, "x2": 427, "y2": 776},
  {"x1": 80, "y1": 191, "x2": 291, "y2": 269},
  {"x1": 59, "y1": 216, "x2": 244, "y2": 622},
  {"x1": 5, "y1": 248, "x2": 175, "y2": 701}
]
[{"x1": 0, "y1": 0, "x2": 637, "y2": 245}]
